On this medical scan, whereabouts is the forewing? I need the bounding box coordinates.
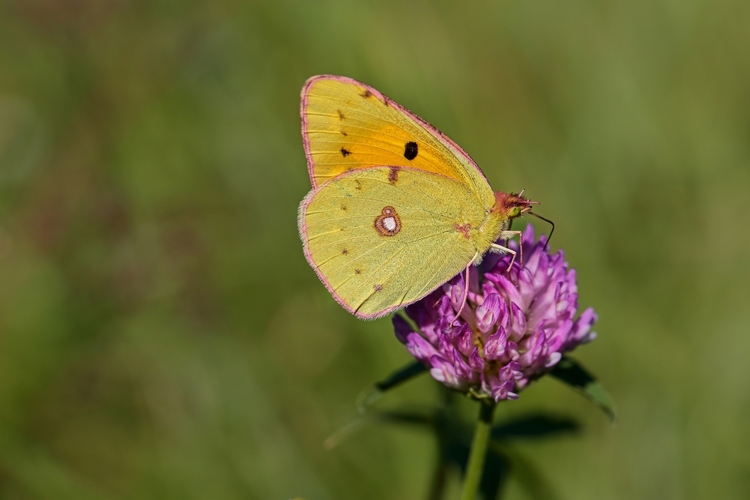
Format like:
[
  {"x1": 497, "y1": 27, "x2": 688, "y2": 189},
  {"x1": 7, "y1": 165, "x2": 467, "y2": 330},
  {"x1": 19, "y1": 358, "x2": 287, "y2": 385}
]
[
  {"x1": 299, "y1": 167, "x2": 485, "y2": 319},
  {"x1": 301, "y1": 75, "x2": 494, "y2": 208}
]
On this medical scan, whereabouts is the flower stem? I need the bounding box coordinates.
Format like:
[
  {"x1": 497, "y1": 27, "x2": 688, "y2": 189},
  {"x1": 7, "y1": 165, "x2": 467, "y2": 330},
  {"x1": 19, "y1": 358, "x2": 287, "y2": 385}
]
[{"x1": 459, "y1": 400, "x2": 497, "y2": 500}]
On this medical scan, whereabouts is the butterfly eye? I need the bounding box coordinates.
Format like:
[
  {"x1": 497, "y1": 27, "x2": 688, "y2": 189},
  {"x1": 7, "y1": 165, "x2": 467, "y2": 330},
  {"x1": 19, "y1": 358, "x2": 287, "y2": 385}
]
[{"x1": 404, "y1": 141, "x2": 418, "y2": 160}]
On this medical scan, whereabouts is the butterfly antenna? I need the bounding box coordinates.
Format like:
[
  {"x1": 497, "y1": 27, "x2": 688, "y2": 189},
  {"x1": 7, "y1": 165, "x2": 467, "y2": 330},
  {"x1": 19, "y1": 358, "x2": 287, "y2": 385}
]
[{"x1": 528, "y1": 212, "x2": 555, "y2": 250}]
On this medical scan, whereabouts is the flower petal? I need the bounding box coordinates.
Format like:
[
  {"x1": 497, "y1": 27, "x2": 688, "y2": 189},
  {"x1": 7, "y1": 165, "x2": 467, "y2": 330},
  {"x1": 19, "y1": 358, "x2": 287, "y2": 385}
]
[
  {"x1": 392, "y1": 315, "x2": 414, "y2": 343},
  {"x1": 405, "y1": 332, "x2": 439, "y2": 362},
  {"x1": 476, "y1": 293, "x2": 502, "y2": 334},
  {"x1": 484, "y1": 327, "x2": 507, "y2": 361},
  {"x1": 429, "y1": 356, "x2": 463, "y2": 388}
]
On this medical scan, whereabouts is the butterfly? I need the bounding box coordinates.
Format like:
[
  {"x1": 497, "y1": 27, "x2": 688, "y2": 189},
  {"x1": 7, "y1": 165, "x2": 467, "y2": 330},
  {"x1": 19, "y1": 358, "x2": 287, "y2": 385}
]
[{"x1": 298, "y1": 75, "x2": 541, "y2": 319}]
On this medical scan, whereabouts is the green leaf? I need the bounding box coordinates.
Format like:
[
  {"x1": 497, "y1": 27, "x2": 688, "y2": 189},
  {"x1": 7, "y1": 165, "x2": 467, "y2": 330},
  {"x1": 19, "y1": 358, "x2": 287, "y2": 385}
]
[
  {"x1": 549, "y1": 356, "x2": 617, "y2": 422},
  {"x1": 495, "y1": 446, "x2": 562, "y2": 500},
  {"x1": 479, "y1": 449, "x2": 510, "y2": 500},
  {"x1": 324, "y1": 410, "x2": 434, "y2": 449},
  {"x1": 356, "y1": 361, "x2": 428, "y2": 413},
  {"x1": 491, "y1": 414, "x2": 579, "y2": 440},
  {"x1": 371, "y1": 410, "x2": 434, "y2": 427}
]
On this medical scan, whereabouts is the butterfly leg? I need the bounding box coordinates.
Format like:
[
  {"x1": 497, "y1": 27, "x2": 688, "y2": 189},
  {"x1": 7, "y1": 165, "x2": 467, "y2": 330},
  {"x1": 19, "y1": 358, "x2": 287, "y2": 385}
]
[
  {"x1": 491, "y1": 230, "x2": 524, "y2": 272},
  {"x1": 452, "y1": 252, "x2": 479, "y2": 324}
]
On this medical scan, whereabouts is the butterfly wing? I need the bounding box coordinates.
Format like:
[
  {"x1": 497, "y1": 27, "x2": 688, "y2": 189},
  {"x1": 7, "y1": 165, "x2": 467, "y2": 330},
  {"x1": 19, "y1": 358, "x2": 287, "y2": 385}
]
[
  {"x1": 301, "y1": 75, "x2": 495, "y2": 208},
  {"x1": 299, "y1": 167, "x2": 485, "y2": 319}
]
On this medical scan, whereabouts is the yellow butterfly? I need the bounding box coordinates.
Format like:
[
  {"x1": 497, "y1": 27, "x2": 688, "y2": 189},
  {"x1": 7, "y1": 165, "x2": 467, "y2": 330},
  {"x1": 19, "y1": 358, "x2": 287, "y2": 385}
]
[{"x1": 298, "y1": 75, "x2": 538, "y2": 319}]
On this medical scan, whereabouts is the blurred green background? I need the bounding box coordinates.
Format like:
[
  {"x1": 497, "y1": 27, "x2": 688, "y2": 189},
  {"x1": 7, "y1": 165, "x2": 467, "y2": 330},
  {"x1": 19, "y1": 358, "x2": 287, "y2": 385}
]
[{"x1": 1, "y1": 0, "x2": 749, "y2": 498}]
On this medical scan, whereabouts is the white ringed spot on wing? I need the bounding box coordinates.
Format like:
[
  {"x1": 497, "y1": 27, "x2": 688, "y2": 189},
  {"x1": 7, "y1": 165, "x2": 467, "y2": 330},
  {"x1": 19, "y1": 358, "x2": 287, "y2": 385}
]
[{"x1": 374, "y1": 206, "x2": 401, "y2": 236}]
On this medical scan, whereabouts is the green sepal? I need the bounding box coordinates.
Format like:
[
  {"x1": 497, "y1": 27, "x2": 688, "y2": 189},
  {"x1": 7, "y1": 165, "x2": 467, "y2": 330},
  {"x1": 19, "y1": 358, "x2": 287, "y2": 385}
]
[{"x1": 549, "y1": 355, "x2": 617, "y2": 422}]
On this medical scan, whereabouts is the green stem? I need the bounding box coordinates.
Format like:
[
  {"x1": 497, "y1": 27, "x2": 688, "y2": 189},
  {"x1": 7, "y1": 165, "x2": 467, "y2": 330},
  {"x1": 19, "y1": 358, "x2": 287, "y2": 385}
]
[{"x1": 459, "y1": 400, "x2": 497, "y2": 500}]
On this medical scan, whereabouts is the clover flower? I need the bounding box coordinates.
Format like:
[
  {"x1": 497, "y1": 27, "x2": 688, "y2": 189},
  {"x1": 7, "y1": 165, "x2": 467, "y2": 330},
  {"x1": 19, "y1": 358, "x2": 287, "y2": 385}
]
[{"x1": 393, "y1": 225, "x2": 597, "y2": 401}]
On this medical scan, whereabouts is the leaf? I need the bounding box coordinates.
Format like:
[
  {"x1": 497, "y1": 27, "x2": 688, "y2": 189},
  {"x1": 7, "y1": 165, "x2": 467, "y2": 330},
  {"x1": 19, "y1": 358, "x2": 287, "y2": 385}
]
[
  {"x1": 479, "y1": 450, "x2": 510, "y2": 500},
  {"x1": 374, "y1": 361, "x2": 428, "y2": 392},
  {"x1": 549, "y1": 356, "x2": 617, "y2": 422},
  {"x1": 491, "y1": 414, "x2": 579, "y2": 440},
  {"x1": 494, "y1": 446, "x2": 562, "y2": 500},
  {"x1": 372, "y1": 410, "x2": 434, "y2": 427},
  {"x1": 323, "y1": 418, "x2": 368, "y2": 450},
  {"x1": 356, "y1": 361, "x2": 428, "y2": 413},
  {"x1": 324, "y1": 410, "x2": 434, "y2": 449}
]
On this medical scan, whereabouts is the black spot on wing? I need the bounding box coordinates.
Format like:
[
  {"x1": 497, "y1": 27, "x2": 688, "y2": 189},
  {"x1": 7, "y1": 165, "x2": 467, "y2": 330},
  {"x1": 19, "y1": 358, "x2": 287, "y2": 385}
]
[
  {"x1": 404, "y1": 141, "x2": 418, "y2": 160},
  {"x1": 340, "y1": 148, "x2": 352, "y2": 157}
]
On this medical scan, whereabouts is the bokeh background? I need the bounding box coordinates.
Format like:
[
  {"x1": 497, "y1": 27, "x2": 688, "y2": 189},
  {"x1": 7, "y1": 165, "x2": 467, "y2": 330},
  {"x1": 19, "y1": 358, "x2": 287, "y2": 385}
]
[{"x1": 1, "y1": 0, "x2": 749, "y2": 498}]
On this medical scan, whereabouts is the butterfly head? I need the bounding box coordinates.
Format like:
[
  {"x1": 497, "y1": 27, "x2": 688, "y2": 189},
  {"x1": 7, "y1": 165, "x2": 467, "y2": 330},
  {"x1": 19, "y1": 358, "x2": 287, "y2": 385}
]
[{"x1": 493, "y1": 190, "x2": 538, "y2": 220}]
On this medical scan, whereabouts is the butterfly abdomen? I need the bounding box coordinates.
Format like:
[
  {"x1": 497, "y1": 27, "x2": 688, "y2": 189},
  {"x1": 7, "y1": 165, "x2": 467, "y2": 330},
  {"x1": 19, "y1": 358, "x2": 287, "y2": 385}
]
[{"x1": 468, "y1": 209, "x2": 509, "y2": 259}]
